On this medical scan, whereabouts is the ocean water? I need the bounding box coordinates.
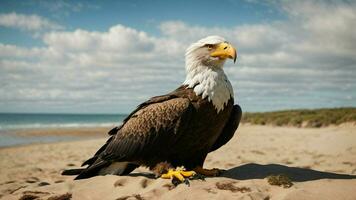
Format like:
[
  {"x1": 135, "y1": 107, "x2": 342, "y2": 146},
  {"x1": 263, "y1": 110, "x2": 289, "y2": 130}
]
[
  {"x1": 0, "y1": 113, "x2": 126, "y2": 130},
  {"x1": 0, "y1": 113, "x2": 127, "y2": 147}
]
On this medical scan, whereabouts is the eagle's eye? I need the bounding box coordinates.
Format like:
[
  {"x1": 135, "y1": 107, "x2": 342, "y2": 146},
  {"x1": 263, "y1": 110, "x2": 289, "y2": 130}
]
[{"x1": 206, "y1": 44, "x2": 214, "y2": 50}]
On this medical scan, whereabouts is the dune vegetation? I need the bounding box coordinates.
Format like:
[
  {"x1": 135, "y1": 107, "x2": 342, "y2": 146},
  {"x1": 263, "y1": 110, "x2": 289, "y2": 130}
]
[{"x1": 242, "y1": 107, "x2": 356, "y2": 128}]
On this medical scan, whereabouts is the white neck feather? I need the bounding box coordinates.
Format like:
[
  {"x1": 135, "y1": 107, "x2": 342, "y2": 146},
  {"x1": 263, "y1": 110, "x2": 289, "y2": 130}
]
[{"x1": 183, "y1": 65, "x2": 234, "y2": 113}]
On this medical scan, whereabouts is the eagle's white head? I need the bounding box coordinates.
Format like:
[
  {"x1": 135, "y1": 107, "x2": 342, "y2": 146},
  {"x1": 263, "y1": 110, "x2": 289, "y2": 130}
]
[{"x1": 183, "y1": 35, "x2": 237, "y2": 113}]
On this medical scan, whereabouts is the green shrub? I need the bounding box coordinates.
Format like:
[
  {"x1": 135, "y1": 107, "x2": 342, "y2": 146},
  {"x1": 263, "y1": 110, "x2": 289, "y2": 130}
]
[{"x1": 241, "y1": 107, "x2": 356, "y2": 128}]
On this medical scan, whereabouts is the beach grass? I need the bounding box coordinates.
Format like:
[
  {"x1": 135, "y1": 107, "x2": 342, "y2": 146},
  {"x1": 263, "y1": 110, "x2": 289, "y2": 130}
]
[{"x1": 242, "y1": 107, "x2": 356, "y2": 128}]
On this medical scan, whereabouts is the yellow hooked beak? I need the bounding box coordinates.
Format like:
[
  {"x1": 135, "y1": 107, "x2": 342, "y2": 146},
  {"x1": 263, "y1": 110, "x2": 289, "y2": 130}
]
[{"x1": 210, "y1": 42, "x2": 237, "y2": 63}]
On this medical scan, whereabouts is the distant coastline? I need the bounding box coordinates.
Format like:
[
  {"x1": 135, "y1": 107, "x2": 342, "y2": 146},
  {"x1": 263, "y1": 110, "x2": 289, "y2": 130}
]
[{"x1": 1, "y1": 107, "x2": 356, "y2": 131}]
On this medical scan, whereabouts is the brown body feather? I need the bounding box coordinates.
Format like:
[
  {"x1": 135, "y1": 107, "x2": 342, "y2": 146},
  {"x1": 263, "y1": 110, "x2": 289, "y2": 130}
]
[{"x1": 72, "y1": 85, "x2": 241, "y2": 179}]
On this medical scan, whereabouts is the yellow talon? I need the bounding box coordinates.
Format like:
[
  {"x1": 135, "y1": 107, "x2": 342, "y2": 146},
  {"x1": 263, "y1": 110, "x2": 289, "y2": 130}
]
[
  {"x1": 161, "y1": 169, "x2": 196, "y2": 182},
  {"x1": 180, "y1": 170, "x2": 195, "y2": 177}
]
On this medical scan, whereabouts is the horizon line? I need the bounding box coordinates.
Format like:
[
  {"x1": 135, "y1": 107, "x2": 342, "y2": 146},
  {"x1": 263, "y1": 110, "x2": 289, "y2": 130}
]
[{"x1": 0, "y1": 106, "x2": 354, "y2": 115}]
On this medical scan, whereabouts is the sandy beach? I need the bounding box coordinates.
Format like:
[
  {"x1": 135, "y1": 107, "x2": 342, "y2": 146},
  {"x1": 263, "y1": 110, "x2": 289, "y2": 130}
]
[{"x1": 1, "y1": 124, "x2": 356, "y2": 200}]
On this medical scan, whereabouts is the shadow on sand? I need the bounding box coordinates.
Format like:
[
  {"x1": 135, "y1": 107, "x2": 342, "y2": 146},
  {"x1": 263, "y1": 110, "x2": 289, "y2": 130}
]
[
  {"x1": 128, "y1": 172, "x2": 156, "y2": 179},
  {"x1": 222, "y1": 163, "x2": 356, "y2": 182},
  {"x1": 126, "y1": 163, "x2": 356, "y2": 181}
]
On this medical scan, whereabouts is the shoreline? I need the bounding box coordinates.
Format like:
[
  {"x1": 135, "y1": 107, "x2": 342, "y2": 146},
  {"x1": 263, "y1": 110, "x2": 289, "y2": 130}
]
[
  {"x1": 2, "y1": 126, "x2": 114, "y2": 137},
  {"x1": 0, "y1": 126, "x2": 113, "y2": 149},
  {"x1": 2, "y1": 122, "x2": 355, "y2": 137},
  {"x1": 0, "y1": 123, "x2": 355, "y2": 149}
]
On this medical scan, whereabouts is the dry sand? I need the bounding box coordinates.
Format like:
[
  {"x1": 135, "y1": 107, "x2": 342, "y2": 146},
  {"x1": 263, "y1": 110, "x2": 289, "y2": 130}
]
[{"x1": 1, "y1": 124, "x2": 356, "y2": 200}]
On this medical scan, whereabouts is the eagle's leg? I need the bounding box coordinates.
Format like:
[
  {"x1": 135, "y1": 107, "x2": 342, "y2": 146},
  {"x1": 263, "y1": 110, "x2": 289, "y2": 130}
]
[
  {"x1": 193, "y1": 166, "x2": 224, "y2": 177},
  {"x1": 189, "y1": 154, "x2": 223, "y2": 177}
]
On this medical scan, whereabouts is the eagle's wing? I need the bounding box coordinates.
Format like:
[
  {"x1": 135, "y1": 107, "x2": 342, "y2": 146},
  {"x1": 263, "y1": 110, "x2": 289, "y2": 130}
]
[
  {"x1": 209, "y1": 104, "x2": 242, "y2": 152},
  {"x1": 80, "y1": 94, "x2": 179, "y2": 167},
  {"x1": 76, "y1": 94, "x2": 194, "y2": 179}
]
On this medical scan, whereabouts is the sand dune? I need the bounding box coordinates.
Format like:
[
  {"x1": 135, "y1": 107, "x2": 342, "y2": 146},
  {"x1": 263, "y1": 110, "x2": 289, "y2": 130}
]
[{"x1": 1, "y1": 125, "x2": 356, "y2": 200}]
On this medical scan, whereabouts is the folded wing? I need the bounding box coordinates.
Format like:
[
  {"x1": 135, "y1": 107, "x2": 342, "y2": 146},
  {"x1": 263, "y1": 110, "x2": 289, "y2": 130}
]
[{"x1": 75, "y1": 95, "x2": 194, "y2": 179}]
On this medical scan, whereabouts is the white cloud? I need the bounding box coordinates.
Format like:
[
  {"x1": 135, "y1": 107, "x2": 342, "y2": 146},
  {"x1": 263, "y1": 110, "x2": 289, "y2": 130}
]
[
  {"x1": 0, "y1": 22, "x2": 187, "y2": 113},
  {"x1": 1, "y1": 1, "x2": 356, "y2": 113},
  {"x1": 43, "y1": 26, "x2": 156, "y2": 53},
  {"x1": 282, "y1": 1, "x2": 356, "y2": 57},
  {"x1": 0, "y1": 12, "x2": 63, "y2": 31}
]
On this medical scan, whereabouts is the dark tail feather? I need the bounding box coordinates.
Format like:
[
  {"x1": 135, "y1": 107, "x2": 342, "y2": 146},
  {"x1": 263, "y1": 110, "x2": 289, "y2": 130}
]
[
  {"x1": 81, "y1": 156, "x2": 97, "y2": 167},
  {"x1": 74, "y1": 162, "x2": 139, "y2": 180},
  {"x1": 122, "y1": 163, "x2": 139, "y2": 175},
  {"x1": 74, "y1": 160, "x2": 110, "y2": 180},
  {"x1": 62, "y1": 168, "x2": 85, "y2": 176},
  {"x1": 81, "y1": 137, "x2": 114, "y2": 167}
]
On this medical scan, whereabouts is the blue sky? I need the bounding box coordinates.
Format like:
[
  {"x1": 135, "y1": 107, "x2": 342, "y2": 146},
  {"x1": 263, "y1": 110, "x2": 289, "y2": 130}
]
[
  {"x1": 0, "y1": 0, "x2": 355, "y2": 113},
  {"x1": 0, "y1": 0, "x2": 283, "y2": 46}
]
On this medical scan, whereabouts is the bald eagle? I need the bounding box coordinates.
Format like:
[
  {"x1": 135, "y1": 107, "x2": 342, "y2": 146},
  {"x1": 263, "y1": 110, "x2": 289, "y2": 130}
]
[{"x1": 62, "y1": 36, "x2": 242, "y2": 182}]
